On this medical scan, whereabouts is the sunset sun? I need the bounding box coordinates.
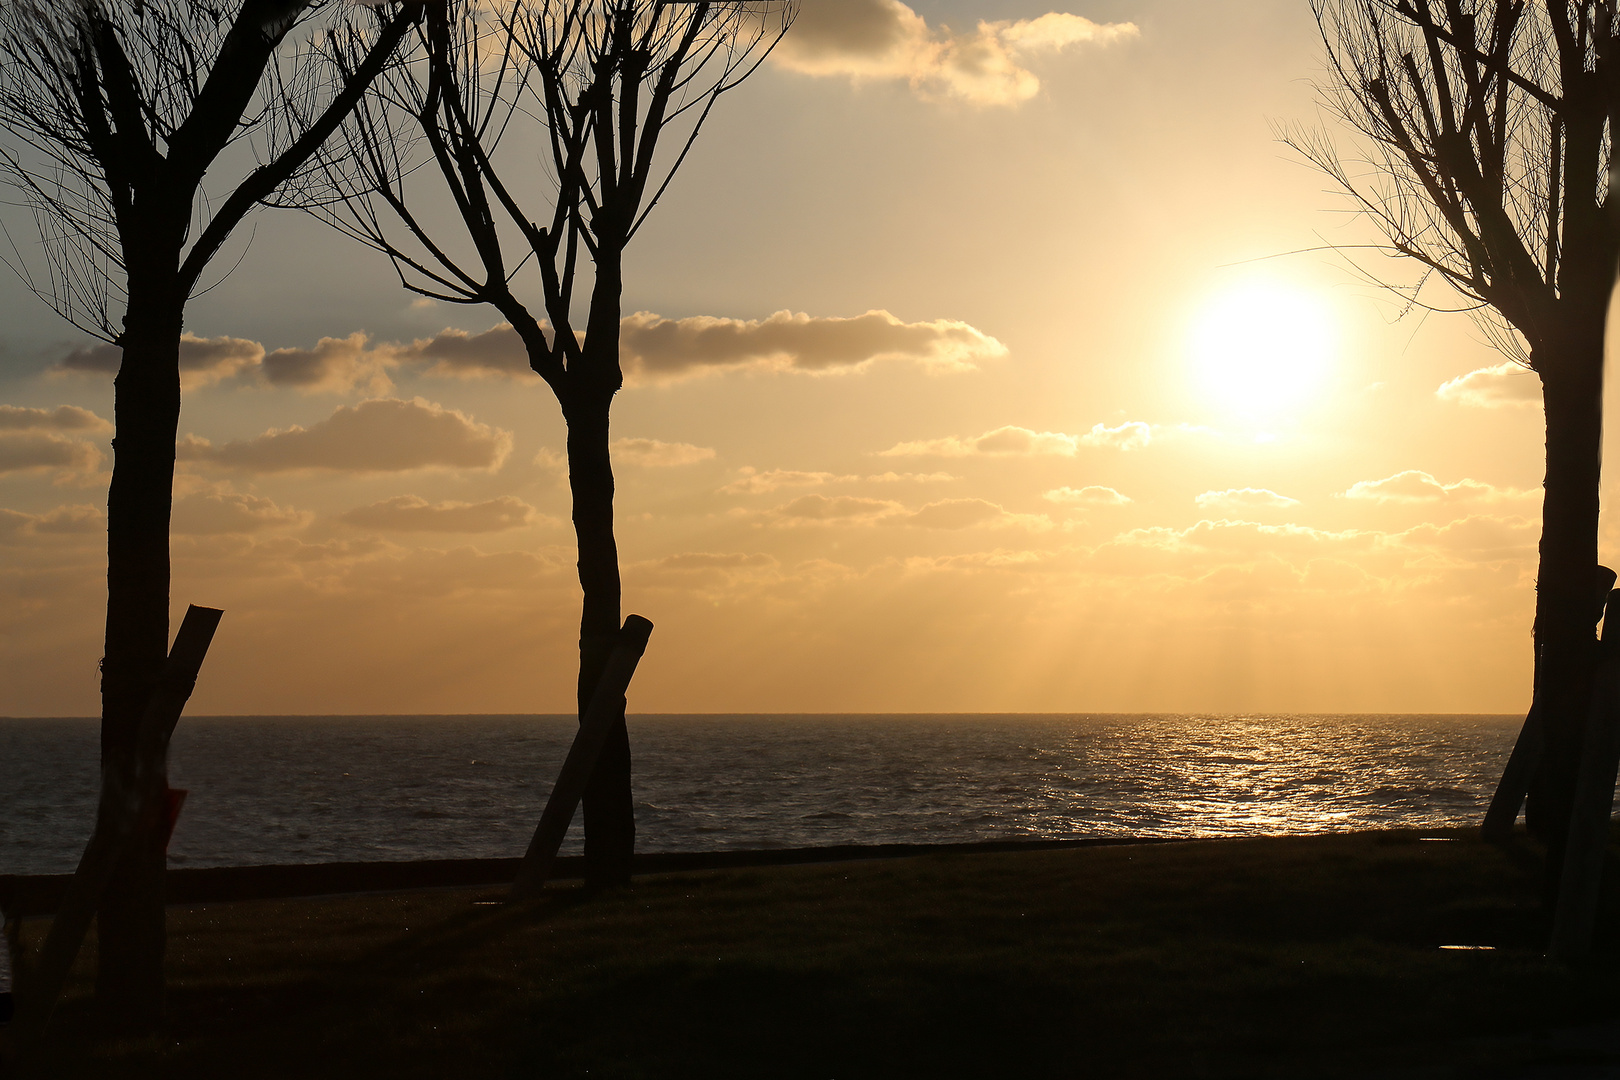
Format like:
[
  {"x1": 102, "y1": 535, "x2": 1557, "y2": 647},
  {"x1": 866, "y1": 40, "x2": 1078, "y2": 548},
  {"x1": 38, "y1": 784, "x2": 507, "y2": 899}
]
[{"x1": 1188, "y1": 281, "x2": 1339, "y2": 420}]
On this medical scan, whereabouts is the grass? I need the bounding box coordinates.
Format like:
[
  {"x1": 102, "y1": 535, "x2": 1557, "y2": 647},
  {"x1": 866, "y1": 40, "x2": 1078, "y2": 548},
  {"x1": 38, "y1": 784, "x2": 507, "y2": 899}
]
[{"x1": 7, "y1": 829, "x2": 1619, "y2": 1078}]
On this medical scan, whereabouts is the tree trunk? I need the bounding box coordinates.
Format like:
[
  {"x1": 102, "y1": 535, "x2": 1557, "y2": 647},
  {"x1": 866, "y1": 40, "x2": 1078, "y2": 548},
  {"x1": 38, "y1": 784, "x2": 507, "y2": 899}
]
[
  {"x1": 567, "y1": 248, "x2": 633, "y2": 888},
  {"x1": 1518, "y1": 91, "x2": 1613, "y2": 895},
  {"x1": 95, "y1": 280, "x2": 184, "y2": 1030},
  {"x1": 1524, "y1": 321, "x2": 1607, "y2": 886}
]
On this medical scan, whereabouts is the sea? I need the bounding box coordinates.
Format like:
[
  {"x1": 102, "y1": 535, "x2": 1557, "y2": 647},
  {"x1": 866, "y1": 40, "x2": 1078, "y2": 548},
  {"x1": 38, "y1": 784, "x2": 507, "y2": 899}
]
[{"x1": 0, "y1": 713, "x2": 1523, "y2": 878}]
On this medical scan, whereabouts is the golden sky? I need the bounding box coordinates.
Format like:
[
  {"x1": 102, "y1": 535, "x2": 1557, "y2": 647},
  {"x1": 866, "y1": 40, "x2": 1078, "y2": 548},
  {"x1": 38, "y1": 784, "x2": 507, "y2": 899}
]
[{"x1": 0, "y1": 0, "x2": 1593, "y2": 716}]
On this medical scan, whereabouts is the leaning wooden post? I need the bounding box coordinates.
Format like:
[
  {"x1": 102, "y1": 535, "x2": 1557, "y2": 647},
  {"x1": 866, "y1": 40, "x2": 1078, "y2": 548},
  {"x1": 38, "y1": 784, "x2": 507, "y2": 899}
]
[
  {"x1": 1484, "y1": 566, "x2": 1618, "y2": 840},
  {"x1": 1549, "y1": 589, "x2": 1620, "y2": 961},
  {"x1": 1482, "y1": 700, "x2": 1543, "y2": 841},
  {"x1": 512, "y1": 615, "x2": 653, "y2": 899},
  {"x1": 12, "y1": 605, "x2": 222, "y2": 1042}
]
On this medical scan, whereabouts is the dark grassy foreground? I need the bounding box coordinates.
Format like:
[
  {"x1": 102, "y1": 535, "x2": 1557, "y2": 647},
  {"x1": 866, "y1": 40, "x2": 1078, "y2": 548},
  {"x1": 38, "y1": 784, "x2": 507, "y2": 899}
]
[{"x1": 7, "y1": 829, "x2": 1620, "y2": 1079}]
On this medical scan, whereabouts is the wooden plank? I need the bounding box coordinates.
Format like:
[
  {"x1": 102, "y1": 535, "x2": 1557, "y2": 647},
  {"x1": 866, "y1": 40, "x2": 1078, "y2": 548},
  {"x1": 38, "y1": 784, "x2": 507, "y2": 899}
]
[
  {"x1": 1483, "y1": 566, "x2": 1617, "y2": 841},
  {"x1": 12, "y1": 605, "x2": 222, "y2": 1042},
  {"x1": 1481, "y1": 701, "x2": 1542, "y2": 840},
  {"x1": 512, "y1": 615, "x2": 653, "y2": 898},
  {"x1": 1549, "y1": 588, "x2": 1620, "y2": 962}
]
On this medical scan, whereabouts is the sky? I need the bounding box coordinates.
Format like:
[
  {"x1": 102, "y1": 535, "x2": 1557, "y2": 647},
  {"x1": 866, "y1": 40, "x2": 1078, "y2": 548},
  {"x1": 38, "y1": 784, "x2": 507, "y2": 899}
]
[{"x1": 0, "y1": 0, "x2": 1593, "y2": 717}]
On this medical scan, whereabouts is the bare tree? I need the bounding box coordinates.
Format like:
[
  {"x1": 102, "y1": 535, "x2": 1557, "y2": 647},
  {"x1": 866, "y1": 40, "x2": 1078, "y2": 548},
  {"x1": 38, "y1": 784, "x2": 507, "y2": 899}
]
[
  {"x1": 1290, "y1": 0, "x2": 1620, "y2": 869},
  {"x1": 0, "y1": 0, "x2": 418, "y2": 1027},
  {"x1": 316, "y1": 0, "x2": 793, "y2": 886}
]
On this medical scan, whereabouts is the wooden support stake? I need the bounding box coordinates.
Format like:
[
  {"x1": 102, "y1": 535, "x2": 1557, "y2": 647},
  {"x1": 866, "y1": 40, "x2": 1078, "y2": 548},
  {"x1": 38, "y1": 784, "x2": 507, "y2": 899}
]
[
  {"x1": 512, "y1": 615, "x2": 653, "y2": 899},
  {"x1": 1482, "y1": 566, "x2": 1618, "y2": 841},
  {"x1": 1549, "y1": 589, "x2": 1620, "y2": 962},
  {"x1": 1482, "y1": 701, "x2": 1542, "y2": 841},
  {"x1": 12, "y1": 605, "x2": 222, "y2": 1042}
]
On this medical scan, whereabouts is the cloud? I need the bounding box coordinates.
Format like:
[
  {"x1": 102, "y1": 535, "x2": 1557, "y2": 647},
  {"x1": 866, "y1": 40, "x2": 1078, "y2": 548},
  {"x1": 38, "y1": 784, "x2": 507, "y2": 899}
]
[
  {"x1": 0, "y1": 405, "x2": 110, "y2": 432},
  {"x1": 649, "y1": 551, "x2": 779, "y2": 572},
  {"x1": 1397, "y1": 514, "x2": 1538, "y2": 558},
  {"x1": 57, "y1": 333, "x2": 264, "y2": 389},
  {"x1": 1436, "y1": 362, "x2": 1540, "y2": 408},
  {"x1": 879, "y1": 422, "x2": 1150, "y2": 457},
  {"x1": 768, "y1": 493, "x2": 903, "y2": 524},
  {"x1": 721, "y1": 467, "x2": 856, "y2": 494},
  {"x1": 171, "y1": 490, "x2": 312, "y2": 535},
  {"x1": 57, "y1": 342, "x2": 119, "y2": 374},
  {"x1": 0, "y1": 504, "x2": 102, "y2": 543},
  {"x1": 898, "y1": 498, "x2": 1004, "y2": 529},
  {"x1": 611, "y1": 438, "x2": 717, "y2": 467},
  {"x1": 1079, "y1": 421, "x2": 1152, "y2": 451},
  {"x1": 177, "y1": 335, "x2": 268, "y2": 387},
  {"x1": 763, "y1": 493, "x2": 1048, "y2": 531},
  {"x1": 1195, "y1": 488, "x2": 1300, "y2": 511},
  {"x1": 384, "y1": 324, "x2": 535, "y2": 381},
  {"x1": 52, "y1": 311, "x2": 1004, "y2": 395},
  {"x1": 626, "y1": 550, "x2": 785, "y2": 598},
  {"x1": 1107, "y1": 519, "x2": 1377, "y2": 558},
  {"x1": 1044, "y1": 485, "x2": 1130, "y2": 506},
  {"x1": 166, "y1": 532, "x2": 568, "y2": 599},
  {"x1": 903, "y1": 548, "x2": 1050, "y2": 572},
  {"x1": 339, "y1": 495, "x2": 539, "y2": 533},
  {"x1": 178, "y1": 397, "x2": 511, "y2": 474},
  {"x1": 865, "y1": 471, "x2": 956, "y2": 483},
  {"x1": 56, "y1": 331, "x2": 381, "y2": 393},
  {"x1": 892, "y1": 497, "x2": 1051, "y2": 530},
  {"x1": 260, "y1": 332, "x2": 397, "y2": 395},
  {"x1": 1340, "y1": 470, "x2": 1533, "y2": 504},
  {"x1": 1089, "y1": 512, "x2": 1535, "y2": 581},
  {"x1": 773, "y1": 0, "x2": 1138, "y2": 105},
  {"x1": 31, "y1": 504, "x2": 102, "y2": 533},
  {"x1": 881, "y1": 425, "x2": 1073, "y2": 457},
  {"x1": 0, "y1": 432, "x2": 103, "y2": 474},
  {"x1": 620, "y1": 309, "x2": 1005, "y2": 384}
]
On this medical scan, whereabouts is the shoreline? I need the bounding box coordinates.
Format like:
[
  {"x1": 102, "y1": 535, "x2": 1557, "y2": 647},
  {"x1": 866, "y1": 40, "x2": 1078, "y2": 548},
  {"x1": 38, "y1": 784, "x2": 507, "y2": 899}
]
[
  {"x1": 1, "y1": 833, "x2": 1208, "y2": 917},
  {"x1": 0, "y1": 711, "x2": 1529, "y2": 719}
]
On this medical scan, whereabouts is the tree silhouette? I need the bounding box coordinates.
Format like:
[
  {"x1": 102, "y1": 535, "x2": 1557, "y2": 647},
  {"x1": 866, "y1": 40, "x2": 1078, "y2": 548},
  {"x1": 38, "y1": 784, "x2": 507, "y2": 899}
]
[
  {"x1": 0, "y1": 0, "x2": 418, "y2": 1027},
  {"x1": 317, "y1": 0, "x2": 793, "y2": 886},
  {"x1": 1291, "y1": 0, "x2": 1620, "y2": 870}
]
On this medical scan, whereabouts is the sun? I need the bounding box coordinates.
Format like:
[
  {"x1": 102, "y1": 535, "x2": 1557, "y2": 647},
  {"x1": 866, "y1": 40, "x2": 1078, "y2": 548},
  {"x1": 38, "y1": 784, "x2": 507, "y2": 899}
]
[{"x1": 1187, "y1": 281, "x2": 1339, "y2": 421}]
